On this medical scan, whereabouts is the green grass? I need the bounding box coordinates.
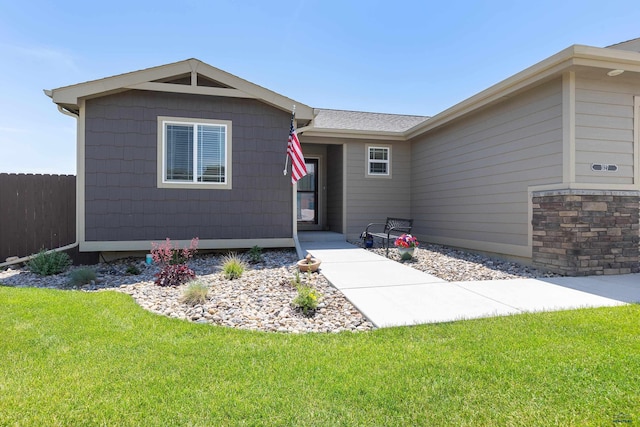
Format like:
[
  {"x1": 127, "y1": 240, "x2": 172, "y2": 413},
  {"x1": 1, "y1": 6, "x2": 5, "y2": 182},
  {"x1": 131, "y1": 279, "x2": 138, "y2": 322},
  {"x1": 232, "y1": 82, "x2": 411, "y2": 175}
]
[{"x1": 1, "y1": 287, "x2": 639, "y2": 426}]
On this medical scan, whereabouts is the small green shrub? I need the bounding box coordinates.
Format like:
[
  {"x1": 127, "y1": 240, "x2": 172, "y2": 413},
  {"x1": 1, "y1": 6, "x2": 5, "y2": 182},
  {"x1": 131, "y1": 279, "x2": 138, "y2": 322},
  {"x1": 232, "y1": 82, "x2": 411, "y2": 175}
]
[
  {"x1": 181, "y1": 280, "x2": 209, "y2": 306},
  {"x1": 126, "y1": 264, "x2": 141, "y2": 275},
  {"x1": 222, "y1": 253, "x2": 246, "y2": 280},
  {"x1": 248, "y1": 245, "x2": 263, "y2": 264},
  {"x1": 292, "y1": 284, "x2": 321, "y2": 316},
  {"x1": 27, "y1": 250, "x2": 72, "y2": 276},
  {"x1": 68, "y1": 268, "x2": 97, "y2": 286}
]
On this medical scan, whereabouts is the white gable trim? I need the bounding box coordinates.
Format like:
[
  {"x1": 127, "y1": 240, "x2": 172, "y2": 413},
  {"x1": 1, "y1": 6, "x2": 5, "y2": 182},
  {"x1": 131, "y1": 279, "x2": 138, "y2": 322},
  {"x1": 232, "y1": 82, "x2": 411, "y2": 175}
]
[
  {"x1": 48, "y1": 58, "x2": 314, "y2": 120},
  {"x1": 125, "y1": 82, "x2": 256, "y2": 99}
]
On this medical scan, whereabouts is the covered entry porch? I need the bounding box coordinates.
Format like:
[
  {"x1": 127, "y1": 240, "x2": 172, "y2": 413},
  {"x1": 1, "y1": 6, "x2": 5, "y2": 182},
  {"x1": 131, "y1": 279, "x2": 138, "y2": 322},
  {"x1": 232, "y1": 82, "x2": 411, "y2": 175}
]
[{"x1": 296, "y1": 143, "x2": 345, "y2": 234}]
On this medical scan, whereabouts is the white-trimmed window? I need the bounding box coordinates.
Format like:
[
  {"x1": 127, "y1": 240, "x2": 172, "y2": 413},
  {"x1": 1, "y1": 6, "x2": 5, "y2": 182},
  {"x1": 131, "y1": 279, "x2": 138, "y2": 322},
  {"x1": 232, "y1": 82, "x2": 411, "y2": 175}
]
[
  {"x1": 367, "y1": 145, "x2": 390, "y2": 176},
  {"x1": 157, "y1": 117, "x2": 232, "y2": 189}
]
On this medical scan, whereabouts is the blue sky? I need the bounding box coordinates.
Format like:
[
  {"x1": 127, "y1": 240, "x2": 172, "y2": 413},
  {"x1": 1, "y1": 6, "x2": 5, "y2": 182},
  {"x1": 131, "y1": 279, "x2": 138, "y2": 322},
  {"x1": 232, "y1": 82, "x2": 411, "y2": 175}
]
[{"x1": 1, "y1": 0, "x2": 639, "y2": 174}]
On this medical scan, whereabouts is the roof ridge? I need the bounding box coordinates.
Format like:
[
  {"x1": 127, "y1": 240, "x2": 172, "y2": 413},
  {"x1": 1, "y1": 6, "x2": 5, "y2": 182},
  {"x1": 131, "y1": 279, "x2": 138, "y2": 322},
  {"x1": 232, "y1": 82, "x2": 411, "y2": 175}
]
[
  {"x1": 605, "y1": 37, "x2": 640, "y2": 48},
  {"x1": 315, "y1": 107, "x2": 429, "y2": 118}
]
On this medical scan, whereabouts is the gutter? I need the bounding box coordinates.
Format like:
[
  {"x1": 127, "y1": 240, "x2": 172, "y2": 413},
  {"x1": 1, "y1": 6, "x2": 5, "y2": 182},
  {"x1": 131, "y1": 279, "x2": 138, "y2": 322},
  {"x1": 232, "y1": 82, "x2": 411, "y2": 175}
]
[
  {"x1": 57, "y1": 105, "x2": 79, "y2": 118},
  {"x1": 301, "y1": 127, "x2": 407, "y2": 141},
  {"x1": 0, "y1": 242, "x2": 80, "y2": 269}
]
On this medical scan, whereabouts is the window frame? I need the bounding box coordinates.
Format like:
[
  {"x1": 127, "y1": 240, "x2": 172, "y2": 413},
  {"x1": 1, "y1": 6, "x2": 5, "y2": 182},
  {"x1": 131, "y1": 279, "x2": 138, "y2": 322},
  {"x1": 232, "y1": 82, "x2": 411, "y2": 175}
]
[
  {"x1": 366, "y1": 144, "x2": 391, "y2": 178},
  {"x1": 157, "y1": 116, "x2": 232, "y2": 190}
]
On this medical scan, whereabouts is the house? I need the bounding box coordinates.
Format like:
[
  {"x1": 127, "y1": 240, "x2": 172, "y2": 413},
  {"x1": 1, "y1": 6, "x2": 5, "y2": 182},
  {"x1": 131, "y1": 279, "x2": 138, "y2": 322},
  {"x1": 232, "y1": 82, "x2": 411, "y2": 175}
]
[{"x1": 46, "y1": 38, "x2": 640, "y2": 276}]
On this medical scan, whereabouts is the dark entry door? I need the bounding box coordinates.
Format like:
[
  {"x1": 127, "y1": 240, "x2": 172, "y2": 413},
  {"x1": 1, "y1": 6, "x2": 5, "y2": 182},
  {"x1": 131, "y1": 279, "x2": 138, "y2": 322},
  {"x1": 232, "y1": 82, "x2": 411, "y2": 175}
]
[{"x1": 297, "y1": 159, "x2": 318, "y2": 224}]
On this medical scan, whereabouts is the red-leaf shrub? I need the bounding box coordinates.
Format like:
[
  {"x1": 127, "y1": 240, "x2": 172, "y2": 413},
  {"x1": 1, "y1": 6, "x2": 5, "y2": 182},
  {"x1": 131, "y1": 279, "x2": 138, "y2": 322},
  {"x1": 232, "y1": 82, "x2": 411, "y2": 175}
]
[
  {"x1": 151, "y1": 238, "x2": 199, "y2": 265},
  {"x1": 154, "y1": 264, "x2": 196, "y2": 287},
  {"x1": 150, "y1": 237, "x2": 199, "y2": 287}
]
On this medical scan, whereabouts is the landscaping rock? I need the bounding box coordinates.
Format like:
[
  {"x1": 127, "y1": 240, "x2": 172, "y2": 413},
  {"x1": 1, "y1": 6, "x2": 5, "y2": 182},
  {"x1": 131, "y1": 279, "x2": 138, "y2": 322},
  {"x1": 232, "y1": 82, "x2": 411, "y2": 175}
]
[{"x1": 0, "y1": 249, "x2": 374, "y2": 334}]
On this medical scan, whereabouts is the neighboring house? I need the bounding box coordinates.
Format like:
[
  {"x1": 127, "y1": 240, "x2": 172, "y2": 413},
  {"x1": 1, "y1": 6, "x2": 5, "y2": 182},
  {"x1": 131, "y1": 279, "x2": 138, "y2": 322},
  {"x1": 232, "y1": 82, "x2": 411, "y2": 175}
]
[{"x1": 47, "y1": 38, "x2": 640, "y2": 276}]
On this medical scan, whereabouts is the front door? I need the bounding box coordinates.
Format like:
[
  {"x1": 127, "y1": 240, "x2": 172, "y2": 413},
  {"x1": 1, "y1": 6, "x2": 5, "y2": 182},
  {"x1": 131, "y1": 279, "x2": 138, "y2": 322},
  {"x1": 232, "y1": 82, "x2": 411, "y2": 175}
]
[{"x1": 297, "y1": 159, "x2": 318, "y2": 225}]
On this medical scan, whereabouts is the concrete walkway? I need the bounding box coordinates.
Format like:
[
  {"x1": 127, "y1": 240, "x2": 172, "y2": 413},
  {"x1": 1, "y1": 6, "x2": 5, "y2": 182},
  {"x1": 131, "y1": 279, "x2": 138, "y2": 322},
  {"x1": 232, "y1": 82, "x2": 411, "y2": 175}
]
[{"x1": 298, "y1": 234, "x2": 640, "y2": 328}]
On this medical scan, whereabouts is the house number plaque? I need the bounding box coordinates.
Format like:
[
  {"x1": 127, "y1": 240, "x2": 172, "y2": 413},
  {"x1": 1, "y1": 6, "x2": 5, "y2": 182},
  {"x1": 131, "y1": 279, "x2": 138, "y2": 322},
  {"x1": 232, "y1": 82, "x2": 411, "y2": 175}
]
[{"x1": 591, "y1": 163, "x2": 618, "y2": 172}]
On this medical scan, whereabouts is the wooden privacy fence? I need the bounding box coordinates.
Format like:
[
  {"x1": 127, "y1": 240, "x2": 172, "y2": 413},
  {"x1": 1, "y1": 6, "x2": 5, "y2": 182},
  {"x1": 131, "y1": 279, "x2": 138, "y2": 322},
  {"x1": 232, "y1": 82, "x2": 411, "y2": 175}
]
[{"x1": 0, "y1": 173, "x2": 76, "y2": 261}]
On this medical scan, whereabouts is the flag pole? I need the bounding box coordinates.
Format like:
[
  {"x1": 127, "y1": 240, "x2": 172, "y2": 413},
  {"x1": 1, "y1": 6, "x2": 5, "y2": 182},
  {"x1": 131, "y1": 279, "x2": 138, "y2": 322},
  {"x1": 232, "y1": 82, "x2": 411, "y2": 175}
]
[{"x1": 283, "y1": 105, "x2": 296, "y2": 175}]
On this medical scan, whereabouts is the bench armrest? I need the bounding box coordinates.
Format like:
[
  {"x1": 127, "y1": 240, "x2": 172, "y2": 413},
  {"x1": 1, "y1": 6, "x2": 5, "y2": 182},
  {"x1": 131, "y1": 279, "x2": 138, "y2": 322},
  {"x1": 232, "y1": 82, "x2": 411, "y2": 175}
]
[{"x1": 364, "y1": 222, "x2": 387, "y2": 235}]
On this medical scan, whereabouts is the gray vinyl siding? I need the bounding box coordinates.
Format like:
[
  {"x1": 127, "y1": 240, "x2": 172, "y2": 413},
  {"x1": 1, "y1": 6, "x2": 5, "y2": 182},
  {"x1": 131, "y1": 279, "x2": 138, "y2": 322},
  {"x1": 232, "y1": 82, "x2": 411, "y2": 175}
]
[
  {"x1": 326, "y1": 144, "x2": 344, "y2": 233},
  {"x1": 345, "y1": 141, "x2": 411, "y2": 240},
  {"x1": 410, "y1": 79, "x2": 563, "y2": 251},
  {"x1": 575, "y1": 73, "x2": 639, "y2": 185},
  {"x1": 84, "y1": 90, "x2": 292, "y2": 242}
]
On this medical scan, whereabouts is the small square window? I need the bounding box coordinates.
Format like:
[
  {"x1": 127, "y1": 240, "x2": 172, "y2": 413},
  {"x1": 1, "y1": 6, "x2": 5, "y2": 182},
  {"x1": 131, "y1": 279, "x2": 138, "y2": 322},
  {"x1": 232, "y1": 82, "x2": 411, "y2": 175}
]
[{"x1": 367, "y1": 146, "x2": 390, "y2": 176}]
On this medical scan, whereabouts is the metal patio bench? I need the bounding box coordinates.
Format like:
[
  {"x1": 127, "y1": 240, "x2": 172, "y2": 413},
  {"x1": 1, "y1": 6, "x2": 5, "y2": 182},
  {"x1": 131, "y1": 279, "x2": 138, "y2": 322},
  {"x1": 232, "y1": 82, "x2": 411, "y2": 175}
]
[{"x1": 361, "y1": 217, "x2": 413, "y2": 256}]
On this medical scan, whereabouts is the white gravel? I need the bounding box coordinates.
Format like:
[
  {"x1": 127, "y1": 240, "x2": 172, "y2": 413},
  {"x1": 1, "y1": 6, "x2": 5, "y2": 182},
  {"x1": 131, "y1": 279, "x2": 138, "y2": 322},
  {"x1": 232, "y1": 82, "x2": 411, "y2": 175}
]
[
  {"x1": 356, "y1": 242, "x2": 558, "y2": 281},
  {"x1": 0, "y1": 243, "x2": 557, "y2": 333},
  {"x1": 0, "y1": 249, "x2": 374, "y2": 334}
]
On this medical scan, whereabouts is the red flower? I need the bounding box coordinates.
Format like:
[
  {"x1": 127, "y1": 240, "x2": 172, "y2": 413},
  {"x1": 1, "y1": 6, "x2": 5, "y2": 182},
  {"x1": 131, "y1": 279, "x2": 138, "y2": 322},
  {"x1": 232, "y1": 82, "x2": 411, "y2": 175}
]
[{"x1": 394, "y1": 234, "x2": 419, "y2": 248}]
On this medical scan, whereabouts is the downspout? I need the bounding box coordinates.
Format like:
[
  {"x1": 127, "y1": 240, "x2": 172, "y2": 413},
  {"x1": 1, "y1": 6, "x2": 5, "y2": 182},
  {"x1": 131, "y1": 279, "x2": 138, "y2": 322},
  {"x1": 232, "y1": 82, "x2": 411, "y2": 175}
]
[{"x1": 0, "y1": 98, "x2": 81, "y2": 268}]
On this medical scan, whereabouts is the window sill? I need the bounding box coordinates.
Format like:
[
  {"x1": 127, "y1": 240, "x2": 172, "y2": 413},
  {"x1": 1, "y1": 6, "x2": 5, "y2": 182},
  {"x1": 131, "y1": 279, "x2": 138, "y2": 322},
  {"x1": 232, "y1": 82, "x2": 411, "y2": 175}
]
[{"x1": 157, "y1": 181, "x2": 232, "y2": 190}]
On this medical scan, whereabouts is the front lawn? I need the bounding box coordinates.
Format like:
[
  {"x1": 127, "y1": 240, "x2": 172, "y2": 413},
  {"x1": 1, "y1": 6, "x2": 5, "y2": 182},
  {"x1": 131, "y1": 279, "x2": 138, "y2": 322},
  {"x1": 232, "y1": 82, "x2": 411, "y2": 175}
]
[{"x1": 1, "y1": 286, "x2": 638, "y2": 426}]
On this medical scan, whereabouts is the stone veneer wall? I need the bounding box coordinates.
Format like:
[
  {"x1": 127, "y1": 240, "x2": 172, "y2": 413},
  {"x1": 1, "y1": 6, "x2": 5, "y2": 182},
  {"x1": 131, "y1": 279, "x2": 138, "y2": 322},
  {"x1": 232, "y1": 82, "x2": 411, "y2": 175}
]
[{"x1": 531, "y1": 190, "x2": 639, "y2": 276}]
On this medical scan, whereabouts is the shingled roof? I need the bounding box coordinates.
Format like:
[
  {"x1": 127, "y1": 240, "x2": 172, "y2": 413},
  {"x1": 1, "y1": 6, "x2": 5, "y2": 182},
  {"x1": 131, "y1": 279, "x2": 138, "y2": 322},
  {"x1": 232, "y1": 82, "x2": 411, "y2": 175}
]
[{"x1": 312, "y1": 108, "x2": 429, "y2": 133}]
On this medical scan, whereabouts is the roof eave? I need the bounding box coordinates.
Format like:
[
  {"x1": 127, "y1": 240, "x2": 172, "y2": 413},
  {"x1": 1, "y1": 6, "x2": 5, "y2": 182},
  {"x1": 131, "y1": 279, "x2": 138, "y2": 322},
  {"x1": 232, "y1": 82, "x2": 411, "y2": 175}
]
[
  {"x1": 405, "y1": 45, "x2": 640, "y2": 139},
  {"x1": 301, "y1": 127, "x2": 407, "y2": 141},
  {"x1": 47, "y1": 59, "x2": 314, "y2": 120}
]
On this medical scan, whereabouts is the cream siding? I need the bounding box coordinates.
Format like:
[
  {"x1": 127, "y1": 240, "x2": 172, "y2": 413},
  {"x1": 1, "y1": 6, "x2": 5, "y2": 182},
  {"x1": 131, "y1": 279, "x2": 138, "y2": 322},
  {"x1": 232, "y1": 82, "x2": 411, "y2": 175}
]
[
  {"x1": 574, "y1": 73, "x2": 640, "y2": 185},
  {"x1": 410, "y1": 79, "x2": 563, "y2": 254},
  {"x1": 345, "y1": 141, "x2": 411, "y2": 239}
]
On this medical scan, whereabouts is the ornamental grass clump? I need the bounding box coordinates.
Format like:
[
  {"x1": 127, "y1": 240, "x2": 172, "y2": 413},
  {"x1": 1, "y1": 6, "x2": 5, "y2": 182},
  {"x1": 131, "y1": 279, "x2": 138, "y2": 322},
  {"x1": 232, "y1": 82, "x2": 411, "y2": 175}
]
[
  {"x1": 151, "y1": 237, "x2": 198, "y2": 287},
  {"x1": 27, "y1": 249, "x2": 72, "y2": 276},
  {"x1": 181, "y1": 280, "x2": 209, "y2": 306},
  {"x1": 68, "y1": 268, "x2": 97, "y2": 286},
  {"x1": 221, "y1": 253, "x2": 246, "y2": 280}
]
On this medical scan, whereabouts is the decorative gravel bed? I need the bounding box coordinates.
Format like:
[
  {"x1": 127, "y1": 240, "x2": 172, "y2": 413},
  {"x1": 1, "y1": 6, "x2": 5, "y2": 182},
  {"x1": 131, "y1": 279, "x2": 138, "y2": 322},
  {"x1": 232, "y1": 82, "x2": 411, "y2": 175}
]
[
  {"x1": 353, "y1": 241, "x2": 558, "y2": 281},
  {"x1": 0, "y1": 243, "x2": 558, "y2": 333},
  {"x1": 0, "y1": 249, "x2": 374, "y2": 334}
]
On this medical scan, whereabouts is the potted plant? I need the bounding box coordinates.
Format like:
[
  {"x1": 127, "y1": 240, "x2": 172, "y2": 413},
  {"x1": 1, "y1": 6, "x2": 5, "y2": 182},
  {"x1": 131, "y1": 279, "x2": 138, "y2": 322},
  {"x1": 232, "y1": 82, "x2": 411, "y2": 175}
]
[
  {"x1": 394, "y1": 234, "x2": 419, "y2": 260},
  {"x1": 364, "y1": 232, "x2": 374, "y2": 248}
]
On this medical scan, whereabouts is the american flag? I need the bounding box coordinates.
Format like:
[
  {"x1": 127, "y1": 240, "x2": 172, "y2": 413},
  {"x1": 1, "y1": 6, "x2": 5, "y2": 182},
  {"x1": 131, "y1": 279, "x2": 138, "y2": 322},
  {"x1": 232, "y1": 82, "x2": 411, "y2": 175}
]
[{"x1": 287, "y1": 112, "x2": 307, "y2": 184}]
